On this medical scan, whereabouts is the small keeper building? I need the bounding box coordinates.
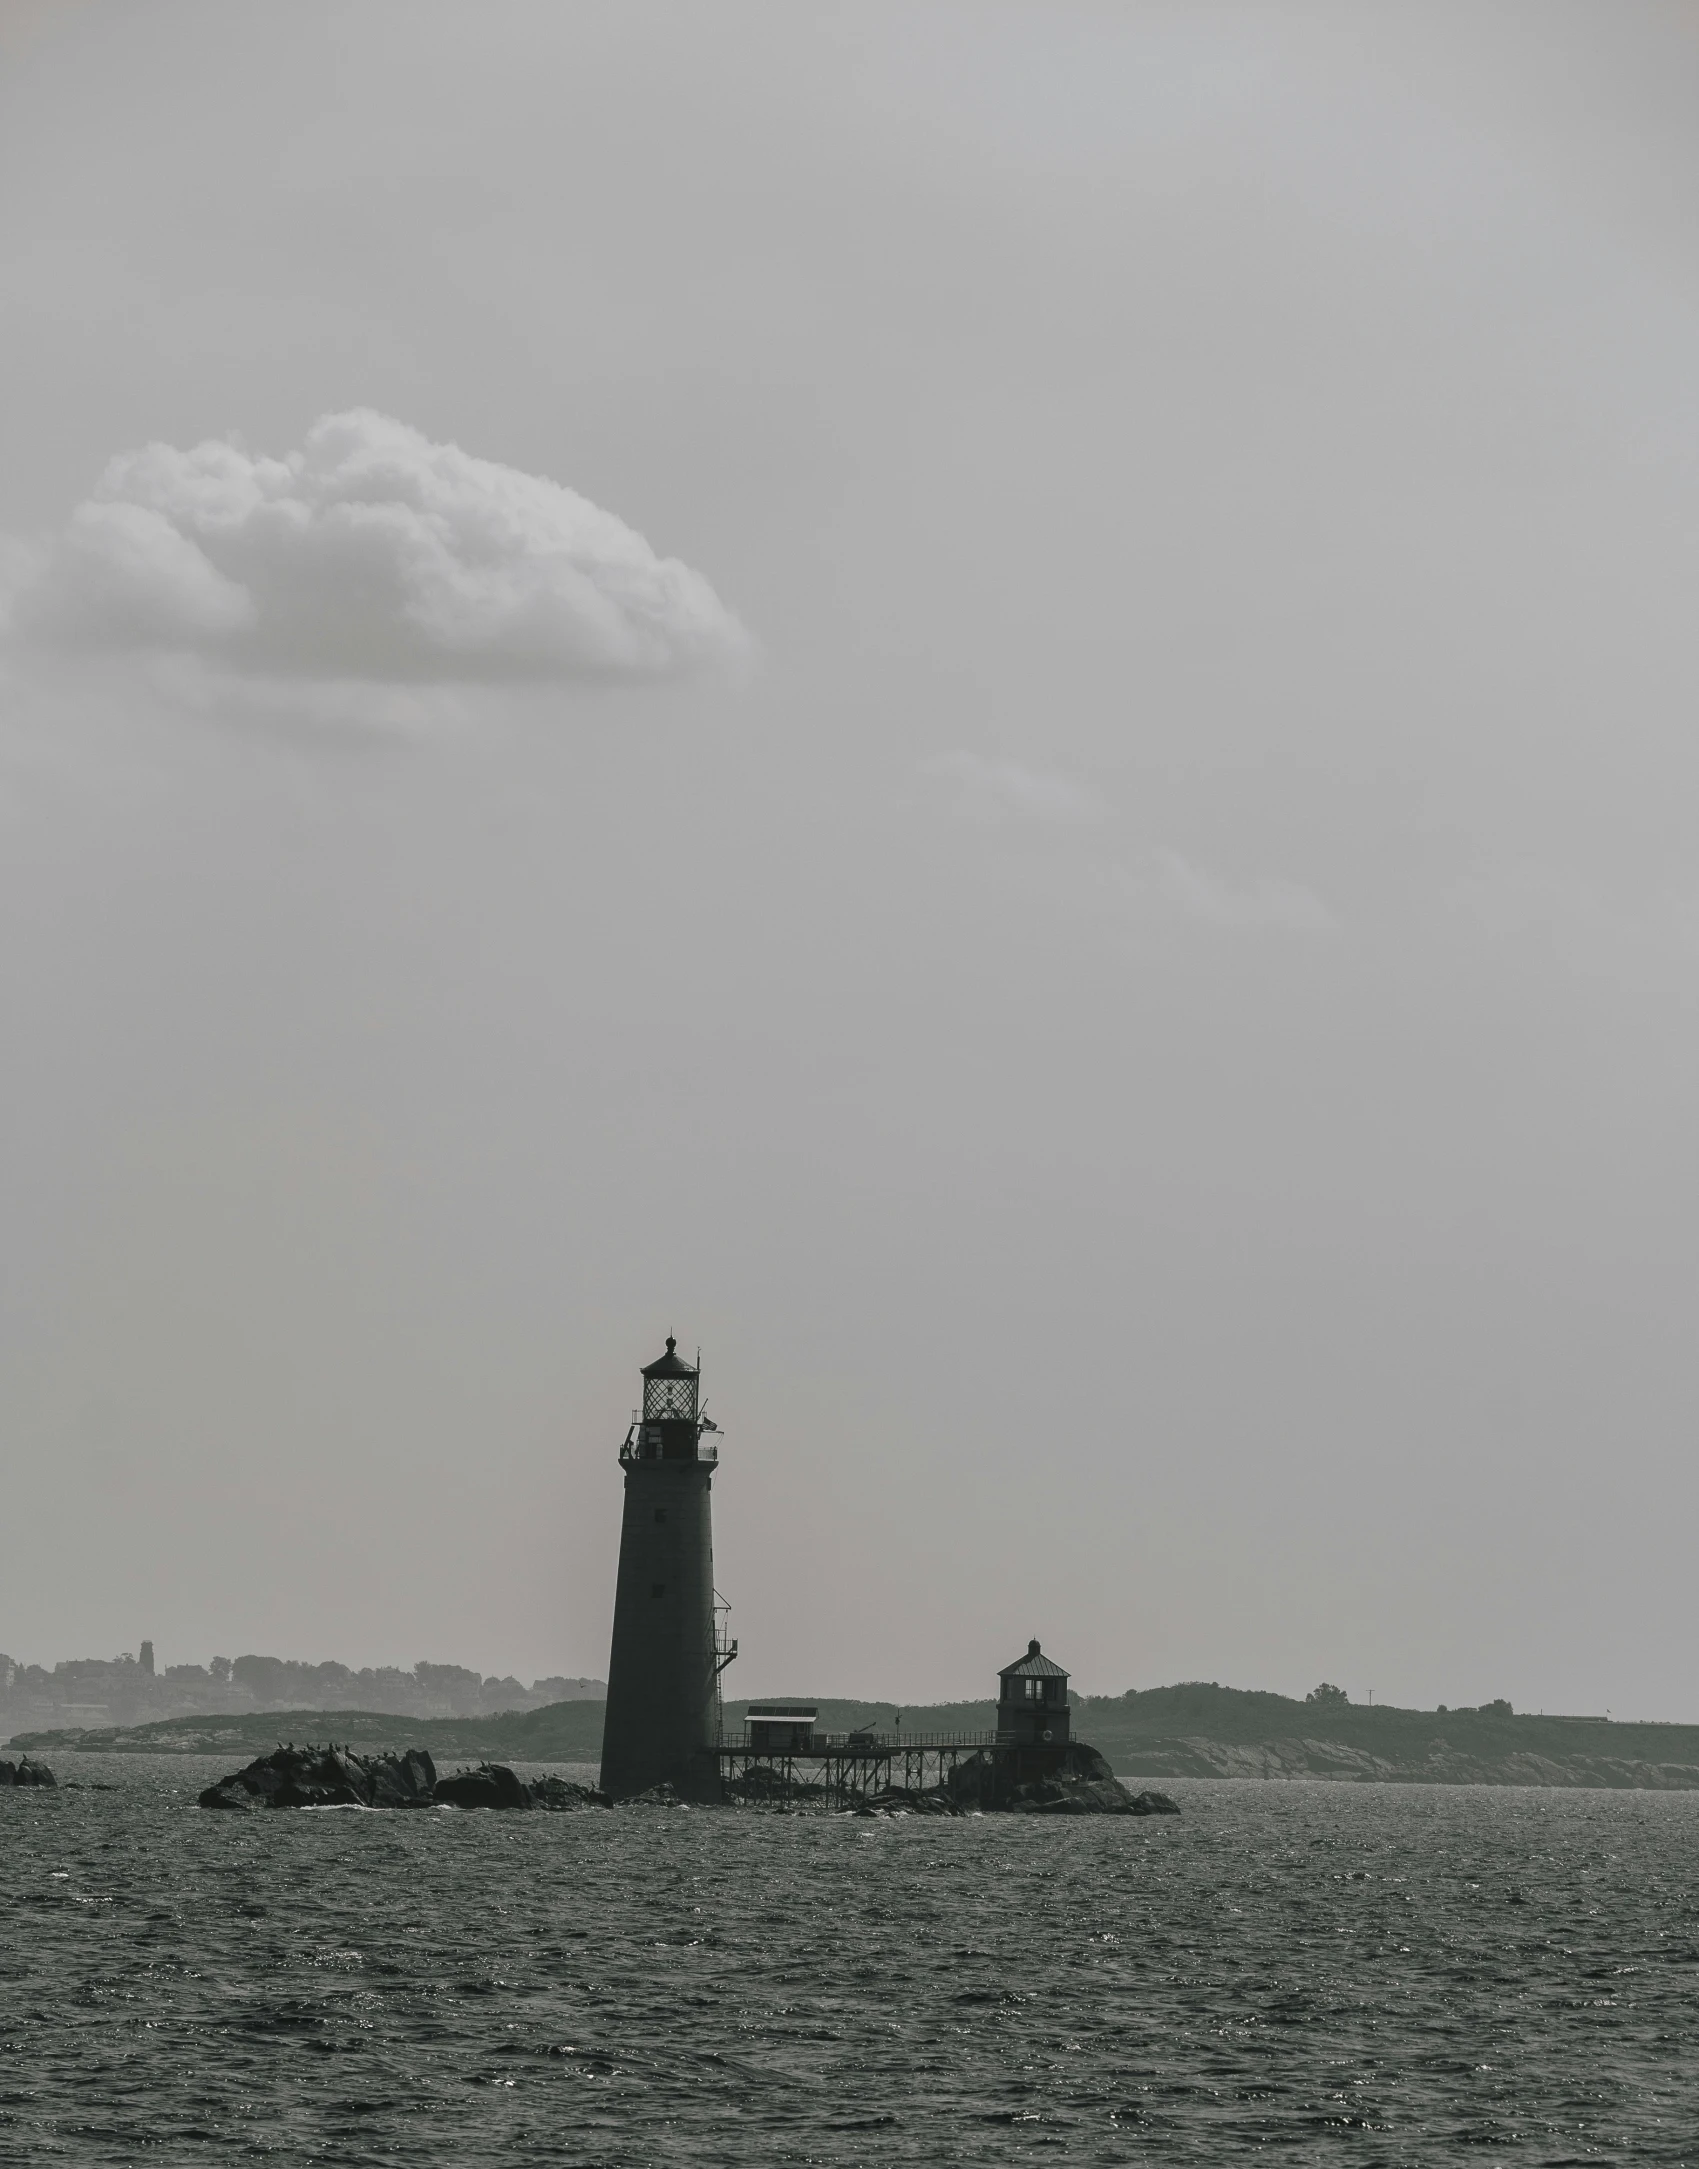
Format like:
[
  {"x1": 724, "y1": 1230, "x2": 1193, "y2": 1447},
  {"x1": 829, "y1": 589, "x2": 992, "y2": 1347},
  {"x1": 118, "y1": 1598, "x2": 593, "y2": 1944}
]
[{"x1": 997, "y1": 1639, "x2": 1071, "y2": 1747}]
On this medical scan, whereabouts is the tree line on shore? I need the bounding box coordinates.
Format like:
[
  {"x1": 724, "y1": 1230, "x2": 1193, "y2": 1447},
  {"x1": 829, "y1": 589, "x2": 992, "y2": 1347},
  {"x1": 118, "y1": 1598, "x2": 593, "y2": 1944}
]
[{"x1": 0, "y1": 1646, "x2": 604, "y2": 1729}]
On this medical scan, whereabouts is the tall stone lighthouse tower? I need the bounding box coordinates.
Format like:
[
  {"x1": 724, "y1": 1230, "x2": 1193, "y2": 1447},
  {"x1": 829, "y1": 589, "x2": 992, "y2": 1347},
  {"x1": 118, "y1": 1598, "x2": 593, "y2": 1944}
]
[{"x1": 600, "y1": 1337, "x2": 734, "y2": 1803}]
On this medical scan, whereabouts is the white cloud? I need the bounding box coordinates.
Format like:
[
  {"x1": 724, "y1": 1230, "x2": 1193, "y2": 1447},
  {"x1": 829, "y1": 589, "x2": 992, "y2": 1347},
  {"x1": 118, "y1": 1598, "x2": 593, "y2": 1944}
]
[
  {"x1": 1147, "y1": 848, "x2": 1337, "y2": 935},
  {"x1": 10, "y1": 410, "x2": 750, "y2": 686},
  {"x1": 921, "y1": 750, "x2": 1110, "y2": 825}
]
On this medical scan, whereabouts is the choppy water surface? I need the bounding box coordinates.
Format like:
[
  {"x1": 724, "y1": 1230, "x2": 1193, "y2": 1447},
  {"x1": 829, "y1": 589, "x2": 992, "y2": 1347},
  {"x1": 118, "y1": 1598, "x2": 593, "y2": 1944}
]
[{"x1": 4, "y1": 1759, "x2": 1697, "y2": 2164}]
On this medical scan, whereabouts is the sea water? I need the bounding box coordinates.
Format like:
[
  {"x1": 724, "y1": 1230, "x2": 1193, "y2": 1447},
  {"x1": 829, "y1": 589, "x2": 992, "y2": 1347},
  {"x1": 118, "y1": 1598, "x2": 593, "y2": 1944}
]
[{"x1": 3, "y1": 1755, "x2": 1696, "y2": 2163}]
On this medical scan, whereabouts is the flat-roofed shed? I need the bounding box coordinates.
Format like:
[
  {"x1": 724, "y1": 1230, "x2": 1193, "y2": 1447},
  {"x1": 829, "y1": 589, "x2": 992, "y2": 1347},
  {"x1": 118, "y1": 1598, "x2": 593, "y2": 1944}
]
[{"x1": 746, "y1": 1705, "x2": 818, "y2": 1754}]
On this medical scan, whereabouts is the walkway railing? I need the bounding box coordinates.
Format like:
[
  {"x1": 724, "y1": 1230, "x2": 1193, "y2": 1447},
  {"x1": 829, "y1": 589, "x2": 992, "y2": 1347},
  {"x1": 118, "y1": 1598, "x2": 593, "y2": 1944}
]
[
  {"x1": 619, "y1": 1430, "x2": 718, "y2": 1466},
  {"x1": 720, "y1": 1730, "x2": 1005, "y2": 1755}
]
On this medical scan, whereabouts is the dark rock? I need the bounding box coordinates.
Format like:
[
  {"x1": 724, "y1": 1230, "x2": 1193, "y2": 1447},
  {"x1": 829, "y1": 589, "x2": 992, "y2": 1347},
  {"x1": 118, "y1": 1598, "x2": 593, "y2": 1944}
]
[
  {"x1": 622, "y1": 1781, "x2": 684, "y2": 1806},
  {"x1": 861, "y1": 1785, "x2": 961, "y2": 1816},
  {"x1": 725, "y1": 1764, "x2": 829, "y2": 1806},
  {"x1": 0, "y1": 1756, "x2": 57, "y2": 1788},
  {"x1": 197, "y1": 1744, "x2": 437, "y2": 1811},
  {"x1": 1005, "y1": 1775, "x2": 1130, "y2": 1814},
  {"x1": 432, "y1": 1762, "x2": 531, "y2": 1810},
  {"x1": 527, "y1": 1775, "x2": 611, "y2": 1810},
  {"x1": 366, "y1": 1750, "x2": 438, "y2": 1807},
  {"x1": 948, "y1": 1739, "x2": 1176, "y2": 1816}
]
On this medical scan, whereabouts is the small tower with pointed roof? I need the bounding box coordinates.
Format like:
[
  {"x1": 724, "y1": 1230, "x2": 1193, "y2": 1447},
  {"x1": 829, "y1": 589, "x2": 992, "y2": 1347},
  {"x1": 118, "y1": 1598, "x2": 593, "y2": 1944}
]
[
  {"x1": 997, "y1": 1639, "x2": 1071, "y2": 1748},
  {"x1": 600, "y1": 1336, "x2": 733, "y2": 1803}
]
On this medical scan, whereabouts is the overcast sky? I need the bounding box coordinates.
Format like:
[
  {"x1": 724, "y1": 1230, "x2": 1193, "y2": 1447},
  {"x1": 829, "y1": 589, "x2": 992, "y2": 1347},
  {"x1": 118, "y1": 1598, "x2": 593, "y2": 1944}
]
[{"x1": 4, "y1": 1, "x2": 1699, "y2": 1717}]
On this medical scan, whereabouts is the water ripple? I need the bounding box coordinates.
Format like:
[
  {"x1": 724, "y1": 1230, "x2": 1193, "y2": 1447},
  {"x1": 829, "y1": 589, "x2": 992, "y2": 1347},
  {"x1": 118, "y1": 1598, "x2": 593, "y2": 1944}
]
[{"x1": 4, "y1": 1757, "x2": 1698, "y2": 2161}]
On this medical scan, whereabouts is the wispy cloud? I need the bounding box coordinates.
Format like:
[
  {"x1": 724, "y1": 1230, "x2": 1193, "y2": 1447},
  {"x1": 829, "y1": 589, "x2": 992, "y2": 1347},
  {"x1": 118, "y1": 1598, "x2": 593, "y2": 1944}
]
[
  {"x1": 1145, "y1": 848, "x2": 1337, "y2": 935},
  {"x1": 921, "y1": 750, "x2": 1111, "y2": 826},
  {"x1": 919, "y1": 751, "x2": 1335, "y2": 937},
  {"x1": 6, "y1": 409, "x2": 751, "y2": 689}
]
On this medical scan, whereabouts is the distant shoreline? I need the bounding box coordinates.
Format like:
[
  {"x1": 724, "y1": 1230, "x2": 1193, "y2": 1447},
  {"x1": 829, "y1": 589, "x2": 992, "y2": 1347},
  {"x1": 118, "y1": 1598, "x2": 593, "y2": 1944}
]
[
  {"x1": 0, "y1": 1651, "x2": 604, "y2": 1739},
  {"x1": 14, "y1": 1683, "x2": 1699, "y2": 1791}
]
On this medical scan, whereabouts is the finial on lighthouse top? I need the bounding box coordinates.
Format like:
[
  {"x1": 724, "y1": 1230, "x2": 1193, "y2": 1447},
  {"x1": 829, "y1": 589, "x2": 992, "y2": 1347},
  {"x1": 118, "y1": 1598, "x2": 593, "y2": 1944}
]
[
  {"x1": 642, "y1": 1335, "x2": 697, "y2": 1381},
  {"x1": 1000, "y1": 1638, "x2": 1067, "y2": 1682}
]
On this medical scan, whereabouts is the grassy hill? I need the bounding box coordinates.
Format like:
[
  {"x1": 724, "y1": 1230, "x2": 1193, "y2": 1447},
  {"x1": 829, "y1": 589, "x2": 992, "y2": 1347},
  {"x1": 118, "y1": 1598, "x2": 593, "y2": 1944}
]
[{"x1": 18, "y1": 1682, "x2": 1699, "y2": 1789}]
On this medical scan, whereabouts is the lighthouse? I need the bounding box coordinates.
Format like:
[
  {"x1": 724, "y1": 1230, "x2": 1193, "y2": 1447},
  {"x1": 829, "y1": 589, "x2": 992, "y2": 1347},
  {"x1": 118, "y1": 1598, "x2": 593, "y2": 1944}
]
[{"x1": 599, "y1": 1337, "x2": 734, "y2": 1803}]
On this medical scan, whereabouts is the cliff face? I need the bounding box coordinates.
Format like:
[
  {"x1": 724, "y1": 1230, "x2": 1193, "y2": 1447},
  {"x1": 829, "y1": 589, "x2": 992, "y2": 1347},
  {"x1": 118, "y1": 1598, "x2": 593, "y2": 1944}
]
[
  {"x1": 1109, "y1": 1733, "x2": 1699, "y2": 1789},
  {"x1": 1078, "y1": 1686, "x2": 1699, "y2": 1790}
]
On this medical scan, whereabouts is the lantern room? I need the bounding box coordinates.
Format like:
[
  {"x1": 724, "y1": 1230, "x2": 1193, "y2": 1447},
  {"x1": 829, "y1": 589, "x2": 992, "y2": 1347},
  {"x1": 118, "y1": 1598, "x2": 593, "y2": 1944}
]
[
  {"x1": 997, "y1": 1639, "x2": 1071, "y2": 1747},
  {"x1": 625, "y1": 1336, "x2": 703, "y2": 1462}
]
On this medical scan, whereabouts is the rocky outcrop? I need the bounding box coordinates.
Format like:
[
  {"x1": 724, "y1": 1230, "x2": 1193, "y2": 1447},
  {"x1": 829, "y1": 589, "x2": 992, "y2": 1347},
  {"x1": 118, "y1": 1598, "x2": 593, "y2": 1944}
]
[
  {"x1": 198, "y1": 1744, "x2": 438, "y2": 1810},
  {"x1": 950, "y1": 1741, "x2": 1179, "y2": 1816},
  {"x1": 198, "y1": 1745, "x2": 610, "y2": 1811},
  {"x1": 433, "y1": 1762, "x2": 607, "y2": 1809},
  {"x1": 0, "y1": 1756, "x2": 56, "y2": 1787},
  {"x1": 527, "y1": 1773, "x2": 609, "y2": 1809},
  {"x1": 434, "y1": 1761, "x2": 532, "y2": 1810},
  {"x1": 725, "y1": 1765, "x2": 829, "y2": 1807},
  {"x1": 858, "y1": 1785, "x2": 961, "y2": 1816},
  {"x1": 1004, "y1": 1776, "x2": 1179, "y2": 1815}
]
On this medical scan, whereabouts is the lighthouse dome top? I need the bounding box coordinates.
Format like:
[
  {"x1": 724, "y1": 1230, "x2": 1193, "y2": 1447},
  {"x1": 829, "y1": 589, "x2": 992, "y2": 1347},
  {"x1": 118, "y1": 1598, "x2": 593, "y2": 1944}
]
[
  {"x1": 642, "y1": 1335, "x2": 698, "y2": 1381},
  {"x1": 999, "y1": 1638, "x2": 1069, "y2": 1682}
]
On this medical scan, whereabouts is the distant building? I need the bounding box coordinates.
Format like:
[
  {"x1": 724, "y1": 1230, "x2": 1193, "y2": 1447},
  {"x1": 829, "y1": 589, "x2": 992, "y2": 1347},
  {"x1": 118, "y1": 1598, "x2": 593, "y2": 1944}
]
[{"x1": 997, "y1": 1639, "x2": 1071, "y2": 1747}]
